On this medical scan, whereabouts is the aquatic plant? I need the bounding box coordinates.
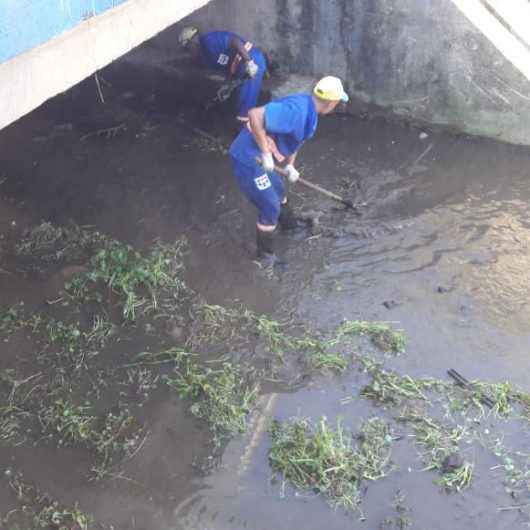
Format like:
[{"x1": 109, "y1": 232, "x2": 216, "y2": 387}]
[
  {"x1": 162, "y1": 350, "x2": 258, "y2": 446},
  {"x1": 15, "y1": 221, "x2": 107, "y2": 264},
  {"x1": 3, "y1": 469, "x2": 93, "y2": 530},
  {"x1": 359, "y1": 358, "x2": 448, "y2": 406},
  {"x1": 87, "y1": 239, "x2": 188, "y2": 320},
  {"x1": 397, "y1": 410, "x2": 473, "y2": 492},
  {"x1": 338, "y1": 320, "x2": 406, "y2": 354},
  {"x1": 269, "y1": 416, "x2": 395, "y2": 513}
]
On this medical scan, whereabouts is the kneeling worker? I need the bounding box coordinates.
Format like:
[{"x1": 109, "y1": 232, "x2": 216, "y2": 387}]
[
  {"x1": 229, "y1": 76, "x2": 349, "y2": 263},
  {"x1": 179, "y1": 26, "x2": 267, "y2": 123}
]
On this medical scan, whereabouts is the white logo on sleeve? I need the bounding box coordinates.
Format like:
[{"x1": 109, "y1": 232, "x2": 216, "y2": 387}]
[
  {"x1": 217, "y1": 54, "x2": 230, "y2": 66},
  {"x1": 254, "y1": 174, "x2": 272, "y2": 191}
]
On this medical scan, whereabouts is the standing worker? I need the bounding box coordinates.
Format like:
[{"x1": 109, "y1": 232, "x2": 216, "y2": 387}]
[
  {"x1": 178, "y1": 26, "x2": 267, "y2": 124},
  {"x1": 229, "y1": 76, "x2": 349, "y2": 264}
]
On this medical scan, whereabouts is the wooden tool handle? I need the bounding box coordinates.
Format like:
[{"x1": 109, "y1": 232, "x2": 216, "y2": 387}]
[{"x1": 255, "y1": 157, "x2": 355, "y2": 210}]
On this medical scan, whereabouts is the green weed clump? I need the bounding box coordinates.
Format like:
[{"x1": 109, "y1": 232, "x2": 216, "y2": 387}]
[
  {"x1": 86, "y1": 239, "x2": 187, "y2": 320},
  {"x1": 254, "y1": 315, "x2": 348, "y2": 372},
  {"x1": 309, "y1": 351, "x2": 348, "y2": 372},
  {"x1": 360, "y1": 359, "x2": 448, "y2": 407},
  {"x1": 3, "y1": 469, "x2": 93, "y2": 530},
  {"x1": 163, "y1": 351, "x2": 258, "y2": 446},
  {"x1": 39, "y1": 399, "x2": 142, "y2": 479},
  {"x1": 0, "y1": 413, "x2": 25, "y2": 446},
  {"x1": 0, "y1": 304, "x2": 23, "y2": 334},
  {"x1": 15, "y1": 221, "x2": 107, "y2": 264},
  {"x1": 45, "y1": 319, "x2": 83, "y2": 353},
  {"x1": 42, "y1": 399, "x2": 95, "y2": 445},
  {"x1": 269, "y1": 417, "x2": 394, "y2": 513},
  {"x1": 485, "y1": 435, "x2": 530, "y2": 494},
  {"x1": 398, "y1": 411, "x2": 473, "y2": 492},
  {"x1": 187, "y1": 303, "x2": 256, "y2": 350},
  {"x1": 338, "y1": 320, "x2": 406, "y2": 354},
  {"x1": 188, "y1": 305, "x2": 347, "y2": 373}
]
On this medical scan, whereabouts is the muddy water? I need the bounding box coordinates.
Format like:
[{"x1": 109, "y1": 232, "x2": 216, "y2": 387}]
[
  {"x1": 1, "y1": 61, "x2": 530, "y2": 529},
  {"x1": 170, "y1": 118, "x2": 530, "y2": 529}
]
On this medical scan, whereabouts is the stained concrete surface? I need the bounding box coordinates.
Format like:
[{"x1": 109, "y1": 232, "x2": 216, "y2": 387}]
[{"x1": 143, "y1": 0, "x2": 530, "y2": 145}]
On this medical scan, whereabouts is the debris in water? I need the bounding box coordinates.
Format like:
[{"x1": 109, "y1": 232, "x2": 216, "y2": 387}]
[
  {"x1": 269, "y1": 416, "x2": 395, "y2": 514},
  {"x1": 4, "y1": 469, "x2": 94, "y2": 529},
  {"x1": 442, "y1": 452, "x2": 464, "y2": 473},
  {"x1": 338, "y1": 320, "x2": 406, "y2": 354}
]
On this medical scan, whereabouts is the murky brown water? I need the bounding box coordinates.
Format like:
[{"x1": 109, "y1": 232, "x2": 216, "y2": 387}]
[{"x1": 1, "y1": 59, "x2": 530, "y2": 529}]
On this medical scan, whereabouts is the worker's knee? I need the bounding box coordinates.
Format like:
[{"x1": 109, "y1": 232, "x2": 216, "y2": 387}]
[
  {"x1": 257, "y1": 221, "x2": 277, "y2": 232},
  {"x1": 257, "y1": 191, "x2": 281, "y2": 226}
]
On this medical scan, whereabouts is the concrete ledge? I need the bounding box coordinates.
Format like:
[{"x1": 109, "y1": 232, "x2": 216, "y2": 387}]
[{"x1": 0, "y1": 0, "x2": 211, "y2": 131}]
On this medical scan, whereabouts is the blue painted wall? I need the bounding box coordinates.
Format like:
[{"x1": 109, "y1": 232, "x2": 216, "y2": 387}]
[{"x1": 0, "y1": 0, "x2": 129, "y2": 63}]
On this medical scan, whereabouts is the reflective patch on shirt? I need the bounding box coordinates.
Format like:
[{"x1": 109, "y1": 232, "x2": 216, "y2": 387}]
[
  {"x1": 217, "y1": 54, "x2": 230, "y2": 66},
  {"x1": 254, "y1": 174, "x2": 271, "y2": 191}
]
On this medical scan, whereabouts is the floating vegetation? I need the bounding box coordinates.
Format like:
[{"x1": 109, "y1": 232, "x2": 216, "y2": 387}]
[
  {"x1": 398, "y1": 410, "x2": 473, "y2": 492},
  {"x1": 85, "y1": 315, "x2": 116, "y2": 348},
  {"x1": 44, "y1": 319, "x2": 83, "y2": 353},
  {"x1": 269, "y1": 416, "x2": 395, "y2": 513},
  {"x1": 158, "y1": 349, "x2": 258, "y2": 446},
  {"x1": 0, "y1": 303, "x2": 26, "y2": 334},
  {"x1": 337, "y1": 320, "x2": 406, "y2": 354},
  {"x1": 41, "y1": 399, "x2": 96, "y2": 446},
  {"x1": 86, "y1": 239, "x2": 188, "y2": 320},
  {"x1": 187, "y1": 303, "x2": 256, "y2": 350},
  {"x1": 359, "y1": 358, "x2": 448, "y2": 407},
  {"x1": 0, "y1": 365, "x2": 143, "y2": 479},
  {"x1": 480, "y1": 433, "x2": 530, "y2": 495},
  {"x1": 40, "y1": 398, "x2": 143, "y2": 479},
  {"x1": 2, "y1": 469, "x2": 93, "y2": 530},
  {"x1": 188, "y1": 304, "x2": 345, "y2": 373},
  {"x1": 15, "y1": 221, "x2": 107, "y2": 265},
  {"x1": 308, "y1": 351, "x2": 348, "y2": 373}
]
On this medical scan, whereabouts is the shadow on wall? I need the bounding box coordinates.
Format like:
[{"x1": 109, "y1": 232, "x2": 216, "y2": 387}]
[{"x1": 144, "y1": 0, "x2": 530, "y2": 146}]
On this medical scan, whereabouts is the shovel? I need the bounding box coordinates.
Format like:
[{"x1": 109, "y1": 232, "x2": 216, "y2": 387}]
[{"x1": 256, "y1": 158, "x2": 359, "y2": 212}]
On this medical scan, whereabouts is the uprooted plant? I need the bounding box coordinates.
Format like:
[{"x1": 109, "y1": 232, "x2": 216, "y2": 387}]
[
  {"x1": 0, "y1": 366, "x2": 143, "y2": 479},
  {"x1": 397, "y1": 409, "x2": 473, "y2": 492},
  {"x1": 136, "y1": 348, "x2": 258, "y2": 446},
  {"x1": 359, "y1": 358, "x2": 449, "y2": 407},
  {"x1": 2, "y1": 469, "x2": 94, "y2": 530},
  {"x1": 187, "y1": 304, "x2": 348, "y2": 374},
  {"x1": 337, "y1": 320, "x2": 406, "y2": 354},
  {"x1": 41, "y1": 399, "x2": 143, "y2": 480},
  {"x1": 85, "y1": 239, "x2": 189, "y2": 321},
  {"x1": 269, "y1": 416, "x2": 395, "y2": 513},
  {"x1": 15, "y1": 221, "x2": 108, "y2": 266}
]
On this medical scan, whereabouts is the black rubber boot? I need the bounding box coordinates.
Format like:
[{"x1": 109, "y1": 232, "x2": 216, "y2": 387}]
[
  {"x1": 279, "y1": 202, "x2": 311, "y2": 233},
  {"x1": 256, "y1": 228, "x2": 287, "y2": 275},
  {"x1": 278, "y1": 202, "x2": 299, "y2": 231},
  {"x1": 256, "y1": 227, "x2": 275, "y2": 259}
]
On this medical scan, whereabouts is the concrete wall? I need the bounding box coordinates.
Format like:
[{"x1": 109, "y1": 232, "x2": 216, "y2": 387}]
[
  {"x1": 166, "y1": 0, "x2": 530, "y2": 145},
  {"x1": 0, "y1": 0, "x2": 212, "y2": 131}
]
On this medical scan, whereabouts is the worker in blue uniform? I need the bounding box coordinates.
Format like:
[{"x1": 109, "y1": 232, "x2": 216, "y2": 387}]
[
  {"x1": 179, "y1": 26, "x2": 267, "y2": 123},
  {"x1": 229, "y1": 76, "x2": 349, "y2": 264}
]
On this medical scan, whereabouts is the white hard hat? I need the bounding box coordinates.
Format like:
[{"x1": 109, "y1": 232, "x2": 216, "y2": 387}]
[
  {"x1": 178, "y1": 26, "x2": 199, "y2": 47},
  {"x1": 314, "y1": 76, "x2": 349, "y2": 102}
]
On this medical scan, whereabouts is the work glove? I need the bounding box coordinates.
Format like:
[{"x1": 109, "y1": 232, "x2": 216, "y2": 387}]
[
  {"x1": 246, "y1": 60, "x2": 259, "y2": 78},
  {"x1": 261, "y1": 152, "x2": 275, "y2": 173},
  {"x1": 285, "y1": 164, "x2": 300, "y2": 184}
]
